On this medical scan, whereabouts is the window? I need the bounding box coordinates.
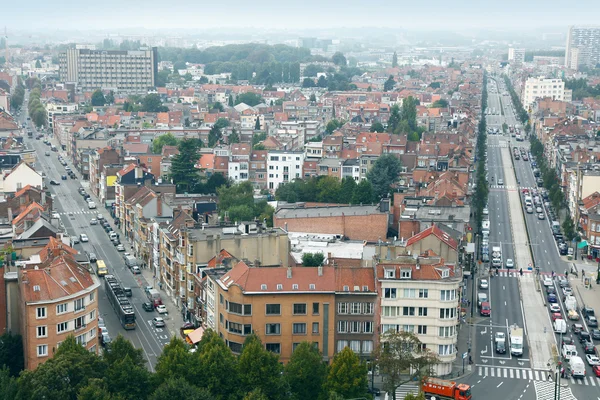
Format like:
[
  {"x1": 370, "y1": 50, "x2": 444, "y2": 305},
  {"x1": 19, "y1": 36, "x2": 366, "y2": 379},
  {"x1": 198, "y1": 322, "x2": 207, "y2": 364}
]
[
  {"x1": 36, "y1": 326, "x2": 47, "y2": 338},
  {"x1": 56, "y1": 303, "x2": 68, "y2": 314},
  {"x1": 266, "y1": 343, "x2": 281, "y2": 354},
  {"x1": 419, "y1": 289, "x2": 429, "y2": 298},
  {"x1": 243, "y1": 304, "x2": 252, "y2": 315},
  {"x1": 293, "y1": 343, "x2": 301, "y2": 352},
  {"x1": 338, "y1": 303, "x2": 349, "y2": 314},
  {"x1": 244, "y1": 324, "x2": 252, "y2": 335},
  {"x1": 384, "y1": 288, "x2": 397, "y2": 298},
  {"x1": 440, "y1": 290, "x2": 456, "y2": 301},
  {"x1": 312, "y1": 322, "x2": 319, "y2": 334},
  {"x1": 37, "y1": 345, "x2": 48, "y2": 357},
  {"x1": 439, "y1": 326, "x2": 456, "y2": 337},
  {"x1": 75, "y1": 316, "x2": 85, "y2": 330},
  {"x1": 219, "y1": 294, "x2": 224, "y2": 304},
  {"x1": 265, "y1": 323, "x2": 281, "y2": 335},
  {"x1": 403, "y1": 307, "x2": 415, "y2": 316},
  {"x1": 403, "y1": 289, "x2": 416, "y2": 298},
  {"x1": 293, "y1": 323, "x2": 307, "y2": 334},
  {"x1": 313, "y1": 302, "x2": 319, "y2": 315},
  {"x1": 229, "y1": 302, "x2": 243, "y2": 314},
  {"x1": 439, "y1": 308, "x2": 456, "y2": 319},
  {"x1": 418, "y1": 307, "x2": 428, "y2": 317},
  {"x1": 438, "y1": 344, "x2": 455, "y2": 356},
  {"x1": 36, "y1": 307, "x2": 46, "y2": 319},
  {"x1": 57, "y1": 322, "x2": 68, "y2": 333},
  {"x1": 384, "y1": 268, "x2": 396, "y2": 278},
  {"x1": 266, "y1": 304, "x2": 281, "y2": 315},
  {"x1": 418, "y1": 325, "x2": 428, "y2": 335},
  {"x1": 363, "y1": 303, "x2": 374, "y2": 314},
  {"x1": 293, "y1": 304, "x2": 307, "y2": 315},
  {"x1": 228, "y1": 322, "x2": 242, "y2": 334},
  {"x1": 362, "y1": 340, "x2": 374, "y2": 354},
  {"x1": 89, "y1": 327, "x2": 96, "y2": 338},
  {"x1": 402, "y1": 325, "x2": 415, "y2": 333},
  {"x1": 337, "y1": 340, "x2": 349, "y2": 352},
  {"x1": 228, "y1": 341, "x2": 243, "y2": 353},
  {"x1": 441, "y1": 269, "x2": 450, "y2": 278},
  {"x1": 383, "y1": 306, "x2": 398, "y2": 317},
  {"x1": 350, "y1": 340, "x2": 361, "y2": 352},
  {"x1": 363, "y1": 321, "x2": 373, "y2": 333},
  {"x1": 89, "y1": 292, "x2": 95, "y2": 302},
  {"x1": 338, "y1": 321, "x2": 348, "y2": 333},
  {"x1": 350, "y1": 321, "x2": 361, "y2": 333},
  {"x1": 400, "y1": 269, "x2": 412, "y2": 279},
  {"x1": 351, "y1": 303, "x2": 361, "y2": 314},
  {"x1": 74, "y1": 298, "x2": 85, "y2": 312}
]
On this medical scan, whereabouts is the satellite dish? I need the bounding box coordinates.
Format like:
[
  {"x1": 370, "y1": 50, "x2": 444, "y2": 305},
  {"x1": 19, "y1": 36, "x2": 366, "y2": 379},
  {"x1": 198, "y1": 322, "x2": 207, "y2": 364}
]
[
  {"x1": 412, "y1": 254, "x2": 419, "y2": 260},
  {"x1": 399, "y1": 179, "x2": 406, "y2": 185}
]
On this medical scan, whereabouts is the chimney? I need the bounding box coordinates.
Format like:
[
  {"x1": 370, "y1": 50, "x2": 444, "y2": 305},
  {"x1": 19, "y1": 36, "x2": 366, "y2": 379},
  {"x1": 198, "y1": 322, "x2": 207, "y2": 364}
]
[
  {"x1": 7, "y1": 207, "x2": 12, "y2": 223},
  {"x1": 156, "y1": 194, "x2": 162, "y2": 217},
  {"x1": 318, "y1": 265, "x2": 323, "y2": 276},
  {"x1": 41, "y1": 190, "x2": 46, "y2": 205},
  {"x1": 287, "y1": 267, "x2": 292, "y2": 279}
]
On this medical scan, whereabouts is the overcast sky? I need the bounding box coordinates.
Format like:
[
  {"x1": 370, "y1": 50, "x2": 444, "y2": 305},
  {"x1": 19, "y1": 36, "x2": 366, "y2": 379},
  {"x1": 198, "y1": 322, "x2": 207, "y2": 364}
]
[{"x1": 3, "y1": 0, "x2": 598, "y2": 31}]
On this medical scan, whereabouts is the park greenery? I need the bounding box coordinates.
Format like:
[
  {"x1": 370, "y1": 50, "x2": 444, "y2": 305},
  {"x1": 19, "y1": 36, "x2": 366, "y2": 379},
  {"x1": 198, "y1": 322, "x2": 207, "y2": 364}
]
[{"x1": 0, "y1": 332, "x2": 376, "y2": 400}]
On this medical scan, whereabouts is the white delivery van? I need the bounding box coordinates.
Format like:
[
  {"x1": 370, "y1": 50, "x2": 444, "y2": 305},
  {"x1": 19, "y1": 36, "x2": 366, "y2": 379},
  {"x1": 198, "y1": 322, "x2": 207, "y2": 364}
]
[
  {"x1": 562, "y1": 344, "x2": 577, "y2": 361},
  {"x1": 554, "y1": 319, "x2": 567, "y2": 334},
  {"x1": 87, "y1": 201, "x2": 96, "y2": 209},
  {"x1": 569, "y1": 356, "x2": 586, "y2": 379}
]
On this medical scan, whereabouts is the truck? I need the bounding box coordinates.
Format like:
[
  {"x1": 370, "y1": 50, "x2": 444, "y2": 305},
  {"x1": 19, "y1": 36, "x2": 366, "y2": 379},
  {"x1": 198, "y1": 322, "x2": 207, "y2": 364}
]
[
  {"x1": 421, "y1": 378, "x2": 472, "y2": 400},
  {"x1": 564, "y1": 296, "x2": 577, "y2": 312},
  {"x1": 510, "y1": 325, "x2": 524, "y2": 356},
  {"x1": 147, "y1": 288, "x2": 163, "y2": 308},
  {"x1": 492, "y1": 246, "x2": 502, "y2": 267}
]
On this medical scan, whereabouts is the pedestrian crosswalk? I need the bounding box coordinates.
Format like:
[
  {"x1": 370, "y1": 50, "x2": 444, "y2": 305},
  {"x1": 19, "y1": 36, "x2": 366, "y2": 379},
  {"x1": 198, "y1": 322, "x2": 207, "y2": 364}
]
[
  {"x1": 58, "y1": 210, "x2": 98, "y2": 216},
  {"x1": 395, "y1": 384, "x2": 419, "y2": 399},
  {"x1": 534, "y1": 381, "x2": 577, "y2": 400},
  {"x1": 489, "y1": 185, "x2": 539, "y2": 190},
  {"x1": 478, "y1": 366, "x2": 600, "y2": 387}
]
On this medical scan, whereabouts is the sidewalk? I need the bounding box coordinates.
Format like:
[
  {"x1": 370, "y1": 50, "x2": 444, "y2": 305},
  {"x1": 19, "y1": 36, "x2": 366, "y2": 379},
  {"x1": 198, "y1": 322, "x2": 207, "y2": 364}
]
[{"x1": 570, "y1": 262, "x2": 600, "y2": 312}]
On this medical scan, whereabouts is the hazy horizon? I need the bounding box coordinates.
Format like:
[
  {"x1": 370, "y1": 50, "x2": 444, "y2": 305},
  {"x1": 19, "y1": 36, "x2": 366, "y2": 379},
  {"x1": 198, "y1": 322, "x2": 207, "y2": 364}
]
[{"x1": 3, "y1": 0, "x2": 599, "y2": 32}]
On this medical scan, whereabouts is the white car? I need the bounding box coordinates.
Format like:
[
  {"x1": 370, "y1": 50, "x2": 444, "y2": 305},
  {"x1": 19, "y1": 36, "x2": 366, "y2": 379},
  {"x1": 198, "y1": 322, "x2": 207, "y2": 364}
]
[
  {"x1": 505, "y1": 259, "x2": 514, "y2": 269},
  {"x1": 116, "y1": 244, "x2": 125, "y2": 252},
  {"x1": 543, "y1": 276, "x2": 553, "y2": 287},
  {"x1": 483, "y1": 208, "x2": 489, "y2": 215},
  {"x1": 562, "y1": 287, "x2": 573, "y2": 297},
  {"x1": 586, "y1": 354, "x2": 600, "y2": 366},
  {"x1": 156, "y1": 305, "x2": 168, "y2": 314},
  {"x1": 480, "y1": 279, "x2": 489, "y2": 289},
  {"x1": 549, "y1": 304, "x2": 561, "y2": 313},
  {"x1": 87, "y1": 201, "x2": 97, "y2": 209},
  {"x1": 90, "y1": 218, "x2": 98, "y2": 225},
  {"x1": 495, "y1": 332, "x2": 506, "y2": 342}
]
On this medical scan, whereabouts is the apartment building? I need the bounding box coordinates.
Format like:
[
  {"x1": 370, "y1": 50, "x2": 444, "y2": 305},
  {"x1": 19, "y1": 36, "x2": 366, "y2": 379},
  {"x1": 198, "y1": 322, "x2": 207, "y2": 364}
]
[
  {"x1": 522, "y1": 77, "x2": 565, "y2": 108},
  {"x1": 377, "y1": 254, "x2": 462, "y2": 376},
  {"x1": 508, "y1": 47, "x2": 525, "y2": 65},
  {"x1": 266, "y1": 151, "x2": 305, "y2": 192},
  {"x1": 205, "y1": 261, "x2": 336, "y2": 363},
  {"x1": 59, "y1": 46, "x2": 158, "y2": 93},
  {"x1": 18, "y1": 239, "x2": 100, "y2": 369},
  {"x1": 565, "y1": 26, "x2": 600, "y2": 70}
]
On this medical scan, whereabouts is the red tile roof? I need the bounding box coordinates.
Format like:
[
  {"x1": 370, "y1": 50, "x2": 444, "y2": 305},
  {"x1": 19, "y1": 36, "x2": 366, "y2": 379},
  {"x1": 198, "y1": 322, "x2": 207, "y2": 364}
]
[
  {"x1": 406, "y1": 225, "x2": 458, "y2": 250},
  {"x1": 12, "y1": 202, "x2": 44, "y2": 226},
  {"x1": 334, "y1": 266, "x2": 376, "y2": 293}
]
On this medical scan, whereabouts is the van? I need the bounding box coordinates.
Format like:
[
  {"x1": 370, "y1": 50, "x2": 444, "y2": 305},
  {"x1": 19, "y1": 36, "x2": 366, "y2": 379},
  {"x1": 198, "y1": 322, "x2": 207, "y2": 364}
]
[
  {"x1": 554, "y1": 319, "x2": 567, "y2": 334},
  {"x1": 147, "y1": 288, "x2": 163, "y2": 307},
  {"x1": 124, "y1": 255, "x2": 137, "y2": 268},
  {"x1": 87, "y1": 201, "x2": 96, "y2": 209},
  {"x1": 123, "y1": 287, "x2": 132, "y2": 297},
  {"x1": 478, "y1": 293, "x2": 488, "y2": 307},
  {"x1": 482, "y1": 220, "x2": 490, "y2": 234},
  {"x1": 551, "y1": 221, "x2": 560, "y2": 234},
  {"x1": 569, "y1": 356, "x2": 586, "y2": 379},
  {"x1": 562, "y1": 344, "x2": 577, "y2": 361},
  {"x1": 109, "y1": 231, "x2": 118, "y2": 241}
]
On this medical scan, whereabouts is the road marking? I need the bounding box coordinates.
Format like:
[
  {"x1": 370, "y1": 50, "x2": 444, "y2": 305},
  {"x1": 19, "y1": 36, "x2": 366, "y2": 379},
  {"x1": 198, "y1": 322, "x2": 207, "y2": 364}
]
[
  {"x1": 497, "y1": 382, "x2": 504, "y2": 388},
  {"x1": 504, "y1": 369, "x2": 508, "y2": 378}
]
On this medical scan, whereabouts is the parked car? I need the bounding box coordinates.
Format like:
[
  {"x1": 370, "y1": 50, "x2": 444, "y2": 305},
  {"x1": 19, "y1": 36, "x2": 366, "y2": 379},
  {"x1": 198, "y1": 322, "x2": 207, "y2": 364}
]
[
  {"x1": 131, "y1": 266, "x2": 141, "y2": 274},
  {"x1": 586, "y1": 354, "x2": 600, "y2": 366},
  {"x1": 116, "y1": 244, "x2": 125, "y2": 252},
  {"x1": 90, "y1": 218, "x2": 98, "y2": 225},
  {"x1": 582, "y1": 306, "x2": 595, "y2": 317},
  {"x1": 50, "y1": 180, "x2": 60, "y2": 185},
  {"x1": 88, "y1": 252, "x2": 97, "y2": 263},
  {"x1": 153, "y1": 317, "x2": 166, "y2": 327},
  {"x1": 586, "y1": 315, "x2": 599, "y2": 328},
  {"x1": 156, "y1": 305, "x2": 168, "y2": 314},
  {"x1": 142, "y1": 302, "x2": 154, "y2": 312},
  {"x1": 480, "y1": 279, "x2": 489, "y2": 289}
]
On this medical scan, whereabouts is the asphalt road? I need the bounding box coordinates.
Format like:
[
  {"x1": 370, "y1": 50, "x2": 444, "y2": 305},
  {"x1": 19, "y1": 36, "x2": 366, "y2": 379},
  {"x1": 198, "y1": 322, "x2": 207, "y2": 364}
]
[{"x1": 20, "y1": 99, "x2": 169, "y2": 370}]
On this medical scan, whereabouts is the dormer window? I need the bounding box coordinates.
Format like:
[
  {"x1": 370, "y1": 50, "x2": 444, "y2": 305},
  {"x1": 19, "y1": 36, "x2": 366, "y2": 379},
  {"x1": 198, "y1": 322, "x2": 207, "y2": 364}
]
[
  {"x1": 441, "y1": 269, "x2": 450, "y2": 278},
  {"x1": 384, "y1": 269, "x2": 396, "y2": 279},
  {"x1": 400, "y1": 269, "x2": 412, "y2": 279},
  {"x1": 343, "y1": 285, "x2": 350, "y2": 292}
]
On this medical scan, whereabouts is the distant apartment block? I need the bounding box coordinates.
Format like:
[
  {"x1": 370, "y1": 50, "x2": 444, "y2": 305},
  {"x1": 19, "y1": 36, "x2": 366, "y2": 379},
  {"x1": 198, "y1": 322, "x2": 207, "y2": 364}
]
[
  {"x1": 59, "y1": 46, "x2": 158, "y2": 93},
  {"x1": 507, "y1": 47, "x2": 525, "y2": 65},
  {"x1": 565, "y1": 26, "x2": 600, "y2": 70},
  {"x1": 522, "y1": 77, "x2": 565, "y2": 108}
]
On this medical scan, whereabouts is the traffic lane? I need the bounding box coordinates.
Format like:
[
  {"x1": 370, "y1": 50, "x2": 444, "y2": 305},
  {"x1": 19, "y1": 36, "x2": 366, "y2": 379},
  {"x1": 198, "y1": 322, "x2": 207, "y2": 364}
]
[{"x1": 465, "y1": 374, "x2": 534, "y2": 400}]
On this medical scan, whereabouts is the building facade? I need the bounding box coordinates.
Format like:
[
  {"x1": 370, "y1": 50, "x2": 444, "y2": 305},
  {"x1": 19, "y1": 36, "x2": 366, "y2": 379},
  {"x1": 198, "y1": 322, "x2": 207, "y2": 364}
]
[
  {"x1": 59, "y1": 46, "x2": 158, "y2": 93},
  {"x1": 508, "y1": 47, "x2": 525, "y2": 65},
  {"x1": 565, "y1": 26, "x2": 600, "y2": 70},
  {"x1": 522, "y1": 77, "x2": 565, "y2": 108}
]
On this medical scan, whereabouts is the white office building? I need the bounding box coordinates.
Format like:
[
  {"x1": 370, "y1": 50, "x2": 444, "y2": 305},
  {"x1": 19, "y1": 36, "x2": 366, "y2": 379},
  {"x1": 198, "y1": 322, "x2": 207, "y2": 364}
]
[
  {"x1": 522, "y1": 77, "x2": 565, "y2": 108},
  {"x1": 266, "y1": 151, "x2": 304, "y2": 192},
  {"x1": 508, "y1": 47, "x2": 525, "y2": 65},
  {"x1": 565, "y1": 26, "x2": 600, "y2": 70}
]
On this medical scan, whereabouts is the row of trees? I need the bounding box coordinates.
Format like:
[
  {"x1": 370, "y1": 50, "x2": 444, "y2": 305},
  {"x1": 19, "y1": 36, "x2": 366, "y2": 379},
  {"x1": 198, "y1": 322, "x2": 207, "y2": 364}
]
[
  {"x1": 529, "y1": 135, "x2": 576, "y2": 240},
  {"x1": 10, "y1": 84, "x2": 25, "y2": 110},
  {"x1": 472, "y1": 73, "x2": 489, "y2": 234},
  {"x1": 122, "y1": 94, "x2": 169, "y2": 113},
  {"x1": 276, "y1": 154, "x2": 402, "y2": 204},
  {"x1": 0, "y1": 329, "x2": 438, "y2": 400},
  {"x1": 503, "y1": 75, "x2": 529, "y2": 124},
  {"x1": 27, "y1": 79, "x2": 47, "y2": 128}
]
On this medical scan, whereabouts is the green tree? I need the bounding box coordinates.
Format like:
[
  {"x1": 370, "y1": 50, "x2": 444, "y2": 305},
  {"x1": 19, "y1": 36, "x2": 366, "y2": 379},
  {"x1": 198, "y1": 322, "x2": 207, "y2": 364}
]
[
  {"x1": 384, "y1": 75, "x2": 396, "y2": 92},
  {"x1": 170, "y1": 138, "x2": 203, "y2": 192},
  {"x1": 211, "y1": 102, "x2": 224, "y2": 112},
  {"x1": 77, "y1": 378, "x2": 114, "y2": 400},
  {"x1": 142, "y1": 93, "x2": 168, "y2": 112},
  {"x1": 228, "y1": 95, "x2": 234, "y2": 107},
  {"x1": 252, "y1": 132, "x2": 267, "y2": 146},
  {"x1": 155, "y1": 338, "x2": 201, "y2": 386},
  {"x1": 152, "y1": 133, "x2": 179, "y2": 154},
  {"x1": 255, "y1": 117, "x2": 261, "y2": 130},
  {"x1": 91, "y1": 90, "x2": 106, "y2": 106},
  {"x1": 309, "y1": 93, "x2": 317, "y2": 102},
  {"x1": 244, "y1": 389, "x2": 269, "y2": 400},
  {"x1": 370, "y1": 122, "x2": 385, "y2": 133},
  {"x1": 235, "y1": 92, "x2": 264, "y2": 107},
  {"x1": 302, "y1": 78, "x2": 316, "y2": 88},
  {"x1": 105, "y1": 91, "x2": 115, "y2": 105},
  {"x1": 238, "y1": 334, "x2": 286, "y2": 399},
  {"x1": 431, "y1": 99, "x2": 448, "y2": 108},
  {"x1": 284, "y1": 342, "x2": 326, "y2": 400},
  {"x1": 351, "y1": 179, "x2": 374, "y2": 204},
  {"x1": 401, "y1": 96, "x2": 418, "y2": 132},
  {"x1": 173, "y1": 61, "x2": 187, "y2": 73},
  {"x1": 316, "y1": 176, "x2": 342, "y2": 202},
  {"x1": 392, "y1": 52, "x2": 398, "y2": 68},
  {"x1": 563, "y1": 216, "x2": 576, "y2": 241},
  {"x1": 429, "y1": 82, "x2": 441, "y2": 89},
  {"x1": 150, "y1": 378, "x2": 211, "y2": 400},
  {"x1": 229, "y1": 128, "x2": 240, "y2": 144},
  {"x1": 387, "y1": 104, "x2": 401, "y2": 133},
  {"x1": 156, "y1": 69, "x2": 170, "y2": 87},
  {"x1": 332, "y1": 52, "x2": 347, "y2": 67},
  {"x1": 339, "y1": 177, "x2": 357, "y2": 203},
  {"x1": 302, "y1": 252, "x2": 325, "y2": 267},
  {"x1": 502, "y1": 122, "x2": 508, "y2": 133},
  {"x1": 196, "y1": 330, "x2": 240, "y2": 400},
  {"x1": 325, "y1": 347, "x2": 368, "y2": 399},
  {"x1": 317, "y1": 75, "x2": 328, "y2": 88},
  {"x1": 0, "y1": 332, "x2": 24, "y2": 376},
  {"x1": 375, "y1": 331, "x2": 439, "y2": 400},
  {"x1": 104, "y1": 335, "x2": 146, "y2": 368},
  {"x1": 0, "y1": 368, "x2": 18, "y2": 400},
  {"x1": 367, "y1": 154, "x2": 402, "y2": 200},
  {"x1": 105, "y1": 355, "x2": 152, "y2": 400},
  {"x1": 35, "y1": 59, "x2": 42, "y2": 68},
  {"x1": 325, "y1": 119, "x2": 342, "y2": 135}
]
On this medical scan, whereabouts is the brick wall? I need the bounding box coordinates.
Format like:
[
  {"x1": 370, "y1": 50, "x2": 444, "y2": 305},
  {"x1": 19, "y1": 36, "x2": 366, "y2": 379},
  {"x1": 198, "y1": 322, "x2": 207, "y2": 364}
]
[{"x1": 275, "y1": 213, "x2": 388, "y2": 241}]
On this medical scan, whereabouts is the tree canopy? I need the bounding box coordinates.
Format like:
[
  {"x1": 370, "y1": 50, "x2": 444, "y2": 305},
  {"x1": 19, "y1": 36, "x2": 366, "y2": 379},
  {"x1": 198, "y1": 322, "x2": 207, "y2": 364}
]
[
  {"x1": 152, "y1": 133, "x2": 179, "y2": 154},
  {"x1": 235, "y1": 92, "x2": 264, "y2": 107},
  {"x1": 170, "y1": 138, "x2": 203, "y2": 193},
  {"x1": 275, "y1": 176, "x2": 375, "y2": 205},
  {"x1": 301, "y1": 252, "x2": 325, "y2": 267},
  {"x1": 142, "y1": 94, "x2": 169, "y2": 112},
  {"x1": 367, "y1": 154, "x2": 402, "y2": 201}
]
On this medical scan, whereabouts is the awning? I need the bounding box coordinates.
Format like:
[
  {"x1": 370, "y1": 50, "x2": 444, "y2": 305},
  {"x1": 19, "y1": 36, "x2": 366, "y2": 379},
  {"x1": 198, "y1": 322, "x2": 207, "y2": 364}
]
[
  {"x1": 186, "y1": 327, "x2": 205, "y2": 345},
  {"x1": 578, "y1": 241, "x2": 588, "y2": 249}
]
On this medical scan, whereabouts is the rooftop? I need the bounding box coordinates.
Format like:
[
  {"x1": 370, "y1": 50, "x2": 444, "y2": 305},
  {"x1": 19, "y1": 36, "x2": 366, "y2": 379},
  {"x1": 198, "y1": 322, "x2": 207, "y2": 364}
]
[{"x1": 276, "y1": 204, "x2": 384, "y2": 220}]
